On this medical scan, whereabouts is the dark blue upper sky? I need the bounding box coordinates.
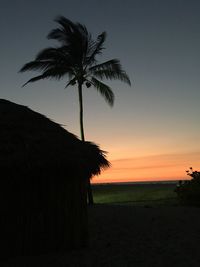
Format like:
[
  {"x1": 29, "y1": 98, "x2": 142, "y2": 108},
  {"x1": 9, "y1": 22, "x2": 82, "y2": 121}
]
[{"x1": 1, "y1": 0, "x2": 200, "y2": 180}]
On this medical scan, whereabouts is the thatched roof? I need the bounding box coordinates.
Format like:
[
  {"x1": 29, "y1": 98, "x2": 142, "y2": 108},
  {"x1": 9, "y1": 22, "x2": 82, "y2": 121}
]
[{"x1": 0, "y1": 99, "x2": 109, "y2": 179}]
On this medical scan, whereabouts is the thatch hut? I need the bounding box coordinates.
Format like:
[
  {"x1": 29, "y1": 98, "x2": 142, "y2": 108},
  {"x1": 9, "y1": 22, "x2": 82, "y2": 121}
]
[{"x1": 0, "y1": 99, "x2": 109, "y2": 259}]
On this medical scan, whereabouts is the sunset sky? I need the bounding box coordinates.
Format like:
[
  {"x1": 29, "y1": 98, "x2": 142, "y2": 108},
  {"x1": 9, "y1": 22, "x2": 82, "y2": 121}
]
[{"x1": 1, "y1": 0, "x2": 200, "y2": 183}]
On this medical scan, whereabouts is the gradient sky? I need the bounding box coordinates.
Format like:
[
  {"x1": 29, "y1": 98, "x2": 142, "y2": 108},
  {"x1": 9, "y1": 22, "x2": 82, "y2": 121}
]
[{"x1": 1, "y1": 0, "x2": 200, "y2": 182}]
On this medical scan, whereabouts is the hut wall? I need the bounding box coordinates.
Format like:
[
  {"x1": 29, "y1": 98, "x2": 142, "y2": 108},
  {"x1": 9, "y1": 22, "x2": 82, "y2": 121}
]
[{"x1": 0, "y1": 168, "x2": 88, "y2": 260}]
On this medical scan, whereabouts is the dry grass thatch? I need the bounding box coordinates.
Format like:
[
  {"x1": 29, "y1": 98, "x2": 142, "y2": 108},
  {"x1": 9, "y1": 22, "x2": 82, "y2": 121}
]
[{"x1": 0, "y1": 98, "x2": 109, "y2": 177}]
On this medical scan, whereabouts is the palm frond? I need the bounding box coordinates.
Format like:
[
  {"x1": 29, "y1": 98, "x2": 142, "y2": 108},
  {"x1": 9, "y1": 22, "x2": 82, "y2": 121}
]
[
  {"x1": 48, "y1": 16, "x2": 90, "y2": 65},
  {"x1": 35, "y1": 47, "x2": 79, "y2": 69},
  {"x1": 47, "y1": 16, "x2": 76, "y2": 43},
  {"x1": 93, "y1": 69, "x2": 131, "y2": 85},
  {"x1": 89, "y1": 59, "x2": 120, "y2": 72},
  {"x1": 90, "y1": 77, "x2": 114, "y2": 106},
  {"x1": 20, "y1": 46, "x2": 76, "y2": 74},
  {"x1": 22, "y1": 66, "x2": 71, "y2": 87},
  {"x1": 85, "y1": 32, "x2": 106, "y2": 66},
  {"x1": 43, "y1": 67, "x2": 71, "y2": 80},
  {"x1": 35, "y1": 47, "x2": 60, "y2": 60},
  {"x1": 22, "y1": 74, "x2": 47, "y2": 87},
  {"x1": 89, "y1": 59, "x2": 131, "y2": 85},
  {"x1": 65, "y1": 77, "x2": 77, "y2": 88},
  {"x1": 19, "y1": 60, "x2": 54, "y2": 72}
]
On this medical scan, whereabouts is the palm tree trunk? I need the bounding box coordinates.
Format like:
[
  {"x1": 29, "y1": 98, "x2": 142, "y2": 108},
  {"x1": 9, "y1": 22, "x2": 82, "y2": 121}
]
[
  {"x1": 78, "y1": 83, "x2": 94, "y2": 205},
  {"x1": 78, "y1": 83, "x2": 85, "y2": 142}
]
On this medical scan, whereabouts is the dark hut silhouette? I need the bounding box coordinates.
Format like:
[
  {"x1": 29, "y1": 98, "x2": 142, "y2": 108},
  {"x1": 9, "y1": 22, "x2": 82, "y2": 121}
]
[{"x1": 0, "y1": 99, "x2": 109, "y2": 259}]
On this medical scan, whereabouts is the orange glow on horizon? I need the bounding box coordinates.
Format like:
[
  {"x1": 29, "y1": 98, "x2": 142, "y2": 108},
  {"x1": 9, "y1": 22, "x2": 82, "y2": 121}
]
[{"x1": 92, "y1": 151, "x2": 200, "y2": 183}]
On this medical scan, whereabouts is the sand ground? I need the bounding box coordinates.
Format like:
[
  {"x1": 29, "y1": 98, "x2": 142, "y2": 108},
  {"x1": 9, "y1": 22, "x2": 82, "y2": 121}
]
[{"x1": 2, "y1": 204, "x2": 200, "y2": 267}]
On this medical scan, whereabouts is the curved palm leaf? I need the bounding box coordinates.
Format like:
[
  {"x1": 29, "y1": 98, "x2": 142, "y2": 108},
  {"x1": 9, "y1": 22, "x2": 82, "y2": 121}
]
[
  {"x1": 92, "y1": 68, "x2": 131, "y2": 85},
  {"x1": 20, "y1": 60, "x2": 53, "y2": 72},
  {"x1": 89, "y1": 59, "x2": 131, "y2": 85},
  {"x1": 48, "y1": 16, "x2": 89, "y2": 64},
  {"x1": 65, "y1": 77, "x2": 77, "y2": 88},
  {"x1": 21, "y1": 66, "x2": 72, "y2": 86},
  {"x1": 90, "y1": 77, "x2": 114, "y2": 106},
  {"x1": 85, "y1": 31, "x2": 107, "y2": 66},
  {"x1": 35, "y1": 47, "x2": 67, "y2": 61},
  {"x1": 22, "y1": 74, "x2": 48, "y2": 87},
  {"x1": 47, "y1": 16, "x2": 78, "y2": 44}
]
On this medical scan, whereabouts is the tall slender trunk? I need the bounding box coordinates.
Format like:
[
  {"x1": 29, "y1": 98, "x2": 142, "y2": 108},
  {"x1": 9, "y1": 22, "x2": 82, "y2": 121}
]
[
  {"x1": 78, "y1": 83, "x2": 94, "y2": 205},
  {"x1": 78, "y1": 83, "x2": 85, "y2": 142}
]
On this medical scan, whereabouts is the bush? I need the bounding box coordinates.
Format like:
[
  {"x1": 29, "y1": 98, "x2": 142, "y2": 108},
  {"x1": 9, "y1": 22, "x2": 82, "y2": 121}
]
[{"x1": 175, "y1": 167, "x2": 200, "y2": 206}]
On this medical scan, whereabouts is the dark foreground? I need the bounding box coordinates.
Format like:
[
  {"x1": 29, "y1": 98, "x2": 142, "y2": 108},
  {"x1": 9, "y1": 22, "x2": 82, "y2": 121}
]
[{"x1": 2, "y1": 204, "x2": 200, "y2": 267}]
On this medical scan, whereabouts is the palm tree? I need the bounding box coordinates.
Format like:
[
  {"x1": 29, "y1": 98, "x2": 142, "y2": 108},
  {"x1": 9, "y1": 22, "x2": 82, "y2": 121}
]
[{"x1": 20, "y1": 16, "x2": 131, "y2": 205}]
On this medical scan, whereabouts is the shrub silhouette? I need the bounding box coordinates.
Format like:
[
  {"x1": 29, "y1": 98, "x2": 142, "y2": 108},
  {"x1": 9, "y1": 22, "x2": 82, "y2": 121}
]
[{"x1": 175, "y1": 167, "x2": 200, "y2": 206}]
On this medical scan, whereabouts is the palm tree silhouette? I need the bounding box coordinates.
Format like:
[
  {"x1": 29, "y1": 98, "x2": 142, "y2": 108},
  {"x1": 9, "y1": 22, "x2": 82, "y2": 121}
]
[{"x1": 20, "y1": 16, "x2": 131, "y2": 204}]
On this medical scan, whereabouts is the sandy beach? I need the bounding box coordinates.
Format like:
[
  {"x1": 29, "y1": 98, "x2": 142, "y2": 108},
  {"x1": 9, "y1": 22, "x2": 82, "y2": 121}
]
[{"x1": 2, "y1": 204, "x2": 200, "y2": 267}]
